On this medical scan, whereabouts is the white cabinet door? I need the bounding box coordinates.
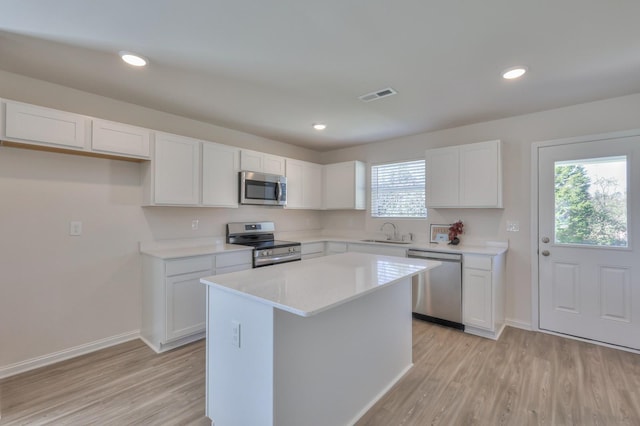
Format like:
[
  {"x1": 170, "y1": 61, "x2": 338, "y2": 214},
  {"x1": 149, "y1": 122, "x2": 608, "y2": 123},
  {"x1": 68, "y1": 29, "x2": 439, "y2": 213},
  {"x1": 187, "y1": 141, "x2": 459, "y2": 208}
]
[
  {"x1": 459, "y1": 141, "x2": 502, "y2": 207},
  {"x1": 463, "y1": 267, "x2": 493, "y2": 330},
  {"x1": 326, "y1": 242, "x2": 348, "y2": 255},
  {"x1": 154, "y1": 133, "x2": 200, "y2": 205},
  {"x1": 323, "y1": 161, "x2": 365, "y2": 210},
  {"x1": 264, "y1": 154, "x2": 285, "y2": 175},
  {"x1": 286, "y1": 159, "x2": 323, "y2": 209},
  {"x1": 4, "y1": 101, "x2": 87, "y2": 149},
  {"x1": 285, "y1": 159, "x2": 304, "y2": 208},
  {"x1": 240, "y1": 149, "x2": 285, "y2": 174},
  {"x1": 304, "y1": 162, "x2": 323, "y2": 209},
  {"x1": 202, "y1": 142, "x2": 239, "y2": 207},
  {"x1": 425, "y1": 140, "x2": 502, "y2": 208},
  {"x1": 425, "y1": 146, "x2": 459, "y2": 207},
  {"x1": 165, "y1": 270, "x2": 208, "y2": 342},
  {"x1": 91, "y1": 119, "x2": 150, "y2": 158}
]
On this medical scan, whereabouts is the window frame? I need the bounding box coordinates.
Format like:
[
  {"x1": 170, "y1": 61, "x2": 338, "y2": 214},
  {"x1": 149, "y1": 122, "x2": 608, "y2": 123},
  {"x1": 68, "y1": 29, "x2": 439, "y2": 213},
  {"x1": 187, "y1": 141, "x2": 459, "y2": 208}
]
[{"x1": 370, "y1": 158, "x2": 427, "y2": 219}]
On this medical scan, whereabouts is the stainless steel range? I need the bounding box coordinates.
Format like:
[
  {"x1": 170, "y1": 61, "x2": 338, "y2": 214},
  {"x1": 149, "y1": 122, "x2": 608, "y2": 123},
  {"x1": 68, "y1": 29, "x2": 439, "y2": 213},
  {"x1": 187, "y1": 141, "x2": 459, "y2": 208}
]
[{"x1": 227, "y1": 221, "x2": 301, "y2": 268}]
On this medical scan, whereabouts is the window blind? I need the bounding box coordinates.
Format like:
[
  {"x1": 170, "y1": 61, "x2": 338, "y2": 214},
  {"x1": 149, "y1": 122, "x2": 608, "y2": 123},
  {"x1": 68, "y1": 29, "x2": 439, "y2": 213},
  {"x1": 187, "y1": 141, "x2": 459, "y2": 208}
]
[{"x1": 371, "y1": 160, "x2": 426, "y2": 218}]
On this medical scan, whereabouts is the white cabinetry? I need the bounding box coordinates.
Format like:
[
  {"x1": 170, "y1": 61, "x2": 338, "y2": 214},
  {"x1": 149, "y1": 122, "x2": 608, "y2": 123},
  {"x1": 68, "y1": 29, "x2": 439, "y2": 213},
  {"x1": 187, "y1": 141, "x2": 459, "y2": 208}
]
[
  {"x1": 202, "y1": 142, "x2": 240, "y2": 207},
  {"x1": 240, "y1": 149, "x2": 286, "y2": 175},
  {"x1": 426, "y1": 140, "x2": 502, "y2": 208},
  {"x1": 91, "y1": 119, "x2": 150, "y2": 159},
  {"x1": 149, "y1": 132, "x2": 201, "y2": 205},
  {"x1": 325, "y1": 242, "x2": 348, "y2": 255},
  {"x1": 347, "y1": 243, "x2": 407, "y2": 258},
  {"x1": 286, "y1": 159, "x2": 323, "y2": 209},
  {"x1": 144, "y1": 133, "x2": 240, "y2": 207},
  {"x1": 323, "y1": 161, "x2": 366, "y2": 210},
  {"x1": 3, "y1": 100, "x2": 88, "y2": 150},
  {"x1": 142, "y1": 250, "x2": 252, "y2": 352},
  {"x1": 301, "y1": 242, "x2": 325, "y2": 259},
  {"x1": 462, "y1": 253, "x2": 506, "y2": 340}
]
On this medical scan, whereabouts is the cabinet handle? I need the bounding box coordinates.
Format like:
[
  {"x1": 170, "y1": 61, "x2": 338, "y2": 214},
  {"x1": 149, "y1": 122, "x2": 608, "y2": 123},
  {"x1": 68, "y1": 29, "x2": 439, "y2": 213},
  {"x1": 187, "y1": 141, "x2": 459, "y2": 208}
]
[{"x1": 541, "y1": 250, "x2": 550, "y2": 256}]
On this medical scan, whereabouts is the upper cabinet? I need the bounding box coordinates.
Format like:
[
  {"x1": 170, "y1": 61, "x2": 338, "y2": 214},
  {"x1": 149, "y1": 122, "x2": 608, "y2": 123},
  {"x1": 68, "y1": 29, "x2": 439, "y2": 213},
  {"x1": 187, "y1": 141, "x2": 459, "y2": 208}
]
[
  {"x1": 3, "y1": 100, "x2": 88, "y2": 150},
  {"x1": 91, "y1": 119, "x2": 150, "y2": 159},
  {"x1": 202, "y1": 142, "x2": 240, "y2": 208},
  {"x1": 143, "y1": 132, "x2": 240, "y2": 207},
  {"x1": 240, "y1": 149, "x2": 286, "y2": 175},
  {"x1": 286, "y1": 159, "x2": 323, "y2": 210},
  {"x1": 1, "y1": 99, "x2": 149, "y2": 160},
  {"x1": 323, "y1": 161, "x2": 366, "y2": 210},
  {"x1": 425, "y1": 140, "x2": 503, "y2": 208},
  {"x1": 149, "y1": 132, "x2": 201, "y2": 206}
]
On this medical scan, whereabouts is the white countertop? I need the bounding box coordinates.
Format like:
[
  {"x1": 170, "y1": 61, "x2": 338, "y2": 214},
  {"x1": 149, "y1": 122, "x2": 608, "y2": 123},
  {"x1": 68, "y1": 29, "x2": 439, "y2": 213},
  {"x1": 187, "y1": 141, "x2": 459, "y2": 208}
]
[
  {"x1": 201, "y1": 252, "x2": 440, "y2": 317},
  {"x1": 296, "y1": 235, "x2": 508, "y2": 256},
  {"x1": 139, "y1": 237, "x2": 252, "y2": 259}
]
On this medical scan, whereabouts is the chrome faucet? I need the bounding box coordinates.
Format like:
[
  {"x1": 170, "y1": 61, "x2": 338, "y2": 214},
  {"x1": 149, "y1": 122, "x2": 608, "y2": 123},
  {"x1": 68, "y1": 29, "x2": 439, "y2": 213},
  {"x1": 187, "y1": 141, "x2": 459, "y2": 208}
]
[{"x1": 380, "y1": 222, "x2": 398, "y2": 241}]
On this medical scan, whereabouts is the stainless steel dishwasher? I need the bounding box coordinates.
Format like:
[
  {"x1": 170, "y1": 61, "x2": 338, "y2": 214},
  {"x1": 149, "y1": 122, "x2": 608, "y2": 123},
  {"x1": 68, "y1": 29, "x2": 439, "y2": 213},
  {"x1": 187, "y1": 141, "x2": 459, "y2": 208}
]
[{"x1": 408, "y1": 249, "x2": 464, "y2": 330}]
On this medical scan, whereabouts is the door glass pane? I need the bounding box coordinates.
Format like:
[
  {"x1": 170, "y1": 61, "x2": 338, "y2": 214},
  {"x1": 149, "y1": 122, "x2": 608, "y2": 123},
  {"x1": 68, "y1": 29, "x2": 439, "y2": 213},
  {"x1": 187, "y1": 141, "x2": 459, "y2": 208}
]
[{"x1": 554, "y1": 156, "x2": 627, "y2": 247}]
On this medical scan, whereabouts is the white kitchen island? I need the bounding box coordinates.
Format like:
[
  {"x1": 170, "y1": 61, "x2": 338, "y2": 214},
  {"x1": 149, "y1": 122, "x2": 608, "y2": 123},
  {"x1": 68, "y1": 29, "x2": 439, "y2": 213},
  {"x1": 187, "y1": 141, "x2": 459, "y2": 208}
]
[{"x1": 200, "y1": 252, "x2": 440, "y2": 426}]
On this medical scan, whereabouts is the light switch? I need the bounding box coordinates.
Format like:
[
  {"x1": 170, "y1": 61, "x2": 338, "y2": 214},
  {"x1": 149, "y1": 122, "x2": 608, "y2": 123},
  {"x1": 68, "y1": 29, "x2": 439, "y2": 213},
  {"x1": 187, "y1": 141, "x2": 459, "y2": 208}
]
[
  {"x1": 231, "y1": 320, "x2": 241, "y2": 348},
  {"x1": 192, "y1": 219, "x2": 199, "y2": 230},
  {"x1": 506, "y1": 220, "x2": 520, "y2": 232},
  {"x1": 69, "y1": 221, "x2": 82, "y2": 236}
]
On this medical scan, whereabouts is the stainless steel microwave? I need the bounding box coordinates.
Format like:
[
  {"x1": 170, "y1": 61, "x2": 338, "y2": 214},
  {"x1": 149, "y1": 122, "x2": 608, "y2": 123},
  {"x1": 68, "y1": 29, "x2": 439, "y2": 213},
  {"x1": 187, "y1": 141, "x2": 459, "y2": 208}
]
[{"x1": 239, "y1": 171, "x2": 287, "y2": 206}]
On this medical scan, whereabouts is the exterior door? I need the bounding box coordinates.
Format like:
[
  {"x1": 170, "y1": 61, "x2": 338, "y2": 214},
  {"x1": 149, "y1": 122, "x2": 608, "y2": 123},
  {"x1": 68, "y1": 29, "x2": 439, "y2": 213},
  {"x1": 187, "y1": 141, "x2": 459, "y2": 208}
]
[{"x1": 538, "y1": 135, "x2": 640, "y2": 350}]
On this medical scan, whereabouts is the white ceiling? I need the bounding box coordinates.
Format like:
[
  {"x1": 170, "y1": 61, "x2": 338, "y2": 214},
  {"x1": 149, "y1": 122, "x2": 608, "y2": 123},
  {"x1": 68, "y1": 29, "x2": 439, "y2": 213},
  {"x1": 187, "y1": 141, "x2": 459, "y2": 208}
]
[{"x1": 1, "y1": 1, "x2": 640, "y2": 151}]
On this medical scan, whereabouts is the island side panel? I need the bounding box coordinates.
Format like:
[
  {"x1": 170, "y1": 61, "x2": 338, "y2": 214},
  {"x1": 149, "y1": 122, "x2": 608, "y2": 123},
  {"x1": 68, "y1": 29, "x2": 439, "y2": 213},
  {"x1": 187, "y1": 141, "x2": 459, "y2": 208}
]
[
  {"x1": 206, "y1": 286, "x2": 275, "y2": 426},
  {"x1": 273, "y1": 277, "x2": 413, "y2": 426}
]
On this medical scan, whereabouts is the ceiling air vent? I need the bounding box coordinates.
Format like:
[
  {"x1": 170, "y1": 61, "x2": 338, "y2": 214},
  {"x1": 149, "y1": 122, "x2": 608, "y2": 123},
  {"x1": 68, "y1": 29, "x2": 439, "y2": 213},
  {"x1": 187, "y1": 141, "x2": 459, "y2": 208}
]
[{"x1": 358, "y1": 87, "x2": 398, "y2": 102}]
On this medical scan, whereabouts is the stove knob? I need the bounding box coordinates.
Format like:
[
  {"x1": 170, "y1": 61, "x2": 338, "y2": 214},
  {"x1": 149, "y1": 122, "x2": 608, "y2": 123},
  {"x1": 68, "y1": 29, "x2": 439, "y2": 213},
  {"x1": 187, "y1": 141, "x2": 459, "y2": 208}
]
[{"x1": 262, "y1": 250, "x2": 268, "y2": 256}]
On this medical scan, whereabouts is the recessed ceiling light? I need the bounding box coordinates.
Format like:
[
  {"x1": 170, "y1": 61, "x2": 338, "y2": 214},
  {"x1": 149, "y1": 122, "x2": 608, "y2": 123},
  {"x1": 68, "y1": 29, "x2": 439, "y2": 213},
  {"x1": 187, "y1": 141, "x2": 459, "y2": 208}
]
[
  {"x1": 502, "y1": 66, "x2": 527, "y2": 80},
  {"x1": 119, "y1": 51, "x2": 148, "y2": 67},
  {"x1": 313, "y1": 123, "x2": 327, "y2": 131}
]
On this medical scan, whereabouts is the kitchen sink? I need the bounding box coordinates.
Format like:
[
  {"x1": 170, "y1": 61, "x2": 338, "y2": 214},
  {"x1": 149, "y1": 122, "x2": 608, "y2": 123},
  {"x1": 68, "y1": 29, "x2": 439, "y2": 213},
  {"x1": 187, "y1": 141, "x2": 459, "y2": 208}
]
[{"x1": 360, "y1": 239, "x2": 412, "y2": 245}]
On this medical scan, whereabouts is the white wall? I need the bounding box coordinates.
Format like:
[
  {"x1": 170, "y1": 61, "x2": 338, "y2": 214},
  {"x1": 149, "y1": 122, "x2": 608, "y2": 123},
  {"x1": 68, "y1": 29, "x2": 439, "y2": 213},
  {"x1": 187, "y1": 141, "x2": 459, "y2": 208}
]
[
  {"x1": 0, "y1": 71, "x2": 322, "y2": 372},
  {"x1": 320, "y1": 93, "x2": 640, "y2": 327}
]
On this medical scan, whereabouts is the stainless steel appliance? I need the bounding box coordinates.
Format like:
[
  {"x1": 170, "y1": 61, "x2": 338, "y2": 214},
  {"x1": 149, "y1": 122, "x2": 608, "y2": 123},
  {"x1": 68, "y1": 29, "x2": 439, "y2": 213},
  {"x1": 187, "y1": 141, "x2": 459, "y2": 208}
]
[
  {"x1": 407, "y1": 249, "x2": 464, "y2": 330},
  {"x1": 227, "y1": 221, "x2": 301, "y2": 268},
  {"x1": 239, "y1": 171, "x2": 287, "y2": 206}
]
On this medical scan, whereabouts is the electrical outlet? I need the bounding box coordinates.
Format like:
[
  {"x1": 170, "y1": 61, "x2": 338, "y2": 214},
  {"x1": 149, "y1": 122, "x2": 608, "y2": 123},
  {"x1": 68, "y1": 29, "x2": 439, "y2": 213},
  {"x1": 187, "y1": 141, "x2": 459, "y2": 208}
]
[
  {"x1": 506, "y1": 220, "x2": 520, "y2": 232},
  {"x1": 192, "y1": 219, "x2": 199, "y2": 230},
  {"x1": 69, "y1": 221, "x2": 82, "y2": 236},
  {"x1": 231, "y1": 320, "x2": 241, "y2": 348}
]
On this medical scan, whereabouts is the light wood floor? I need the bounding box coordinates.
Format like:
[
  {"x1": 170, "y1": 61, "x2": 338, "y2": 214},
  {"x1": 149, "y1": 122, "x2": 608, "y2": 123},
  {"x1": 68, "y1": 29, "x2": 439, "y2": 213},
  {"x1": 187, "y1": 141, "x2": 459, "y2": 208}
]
[{"x1": 2, "y1": 321, "x2": 639, "y2": 425}]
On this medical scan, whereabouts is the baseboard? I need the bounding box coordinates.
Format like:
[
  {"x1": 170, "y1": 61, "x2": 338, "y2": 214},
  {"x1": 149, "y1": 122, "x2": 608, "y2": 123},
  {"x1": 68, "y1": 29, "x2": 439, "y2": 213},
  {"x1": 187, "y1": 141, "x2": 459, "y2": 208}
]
[
  {"x1": 0, "y1": 330, "x2": 140, "y2": 379},
  {"x1": 349, "y1": 362, "x2": 414, "y2": 425},
  {"x1": 504, "y1": 318, "x2": 533, "y2": 331}
]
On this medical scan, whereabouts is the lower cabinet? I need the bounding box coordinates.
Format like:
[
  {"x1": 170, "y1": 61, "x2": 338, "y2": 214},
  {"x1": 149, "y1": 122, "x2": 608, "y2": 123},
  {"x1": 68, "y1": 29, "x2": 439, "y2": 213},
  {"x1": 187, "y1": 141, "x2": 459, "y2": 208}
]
[
  {"x1": 141, "y1": 250, "x2": 252, "y2": 352},
  {"x1": 301, "y1": 242, "x2": 325, "y2": 260},
  {"x1": 347, "y1": 243, "x2": 407, "y2": 257},
  {"x1": 462, "y1": 253, "x2": 506, "y2": 340}
]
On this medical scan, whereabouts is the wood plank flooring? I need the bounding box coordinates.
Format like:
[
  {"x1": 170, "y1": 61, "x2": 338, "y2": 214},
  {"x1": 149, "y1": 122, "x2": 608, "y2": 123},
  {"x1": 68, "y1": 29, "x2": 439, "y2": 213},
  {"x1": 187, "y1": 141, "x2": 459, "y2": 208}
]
[{"x1": 2, "y1": 321, "x2": 639, "y2": 425}]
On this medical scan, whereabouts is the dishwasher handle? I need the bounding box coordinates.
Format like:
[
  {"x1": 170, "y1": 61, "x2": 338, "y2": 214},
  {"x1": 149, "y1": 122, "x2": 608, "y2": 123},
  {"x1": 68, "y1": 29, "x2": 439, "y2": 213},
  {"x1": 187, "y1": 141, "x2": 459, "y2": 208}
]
[{"x1": 407, "y1": 250, "x2": 462, "y2": 262}]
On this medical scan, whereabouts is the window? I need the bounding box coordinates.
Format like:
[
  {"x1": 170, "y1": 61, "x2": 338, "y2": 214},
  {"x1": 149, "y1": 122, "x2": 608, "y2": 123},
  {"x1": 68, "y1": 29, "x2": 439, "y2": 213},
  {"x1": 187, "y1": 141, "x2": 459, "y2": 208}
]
[{"x1": 371, "y1": 160, "x2": 426, "y2": 218}]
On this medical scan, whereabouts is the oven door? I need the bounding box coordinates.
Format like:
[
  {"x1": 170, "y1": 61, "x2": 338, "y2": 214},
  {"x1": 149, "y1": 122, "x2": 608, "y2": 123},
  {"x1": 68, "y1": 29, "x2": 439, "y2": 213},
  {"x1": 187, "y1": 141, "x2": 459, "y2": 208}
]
[{"x1": 240, "y1": 171, "x2": 287, "y2": 206}]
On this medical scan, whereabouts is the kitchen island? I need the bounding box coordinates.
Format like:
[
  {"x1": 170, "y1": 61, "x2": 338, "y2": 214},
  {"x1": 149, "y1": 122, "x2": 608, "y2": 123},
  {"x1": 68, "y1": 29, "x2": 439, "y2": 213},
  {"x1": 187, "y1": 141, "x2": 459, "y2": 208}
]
[{"x1": 200, "y1": 252, "x2": 440, "y2": 426}]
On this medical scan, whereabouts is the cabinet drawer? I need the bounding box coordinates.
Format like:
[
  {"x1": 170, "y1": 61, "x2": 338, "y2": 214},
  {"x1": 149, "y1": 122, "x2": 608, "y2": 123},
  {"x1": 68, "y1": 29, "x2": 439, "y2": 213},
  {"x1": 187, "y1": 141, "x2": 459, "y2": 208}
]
[
  {"x1": 302, "y1": 242, "x2": 324, "y2": 255},
  {"x1": 216, "y1": 263, "x2": 251, "y2": 275},
  {"x1": 165, "y1": 256, "x2": 213, "y2": 276},
  {"x1": 216, "y1": 251, "x2": 252, "y2": 268},
  {"x1": 326, "y1": 242, "x2": 347, "y2": 254},
  {"x1": 464, "y1": 255, "x2": 492, "y2": 271}
]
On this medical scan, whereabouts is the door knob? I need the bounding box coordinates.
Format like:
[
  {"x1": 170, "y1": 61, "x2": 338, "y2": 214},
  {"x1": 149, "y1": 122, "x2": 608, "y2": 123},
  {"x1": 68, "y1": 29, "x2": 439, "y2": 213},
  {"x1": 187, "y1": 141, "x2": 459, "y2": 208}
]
[
  {"x1": 541, "y1": 237, "x2": 550, "y2": 243},
  {"x1": 541, "y1": 250, "x2": 550, "y2": 256}
]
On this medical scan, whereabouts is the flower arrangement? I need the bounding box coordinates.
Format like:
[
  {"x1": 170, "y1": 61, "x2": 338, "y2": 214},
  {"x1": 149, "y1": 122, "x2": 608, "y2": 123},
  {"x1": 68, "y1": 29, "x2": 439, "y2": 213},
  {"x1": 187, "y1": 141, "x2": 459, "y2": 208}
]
[{"x1": 448, "y1": 220, "x2": 464, "y2": 244}]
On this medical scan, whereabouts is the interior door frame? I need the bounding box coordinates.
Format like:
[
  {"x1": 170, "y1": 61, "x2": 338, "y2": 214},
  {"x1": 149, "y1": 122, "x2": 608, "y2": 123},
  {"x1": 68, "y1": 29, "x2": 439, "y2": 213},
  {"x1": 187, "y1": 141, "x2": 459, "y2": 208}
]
[{"x1": 530, "y1": 128, "x2": 640, "y2": 332}]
